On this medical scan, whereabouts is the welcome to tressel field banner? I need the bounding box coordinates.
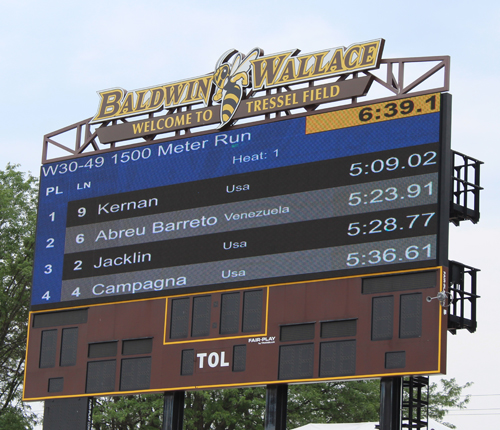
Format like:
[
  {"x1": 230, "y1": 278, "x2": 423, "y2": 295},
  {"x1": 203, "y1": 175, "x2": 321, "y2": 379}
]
[{"x1": 93, "y1": 39, "x2": 384, "y2": 143}]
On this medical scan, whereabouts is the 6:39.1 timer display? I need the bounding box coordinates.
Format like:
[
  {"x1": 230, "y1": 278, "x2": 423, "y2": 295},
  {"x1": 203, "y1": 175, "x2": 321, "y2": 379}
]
[{"x1": 357, "y1": 94, "x2": 438, "y2": 122}]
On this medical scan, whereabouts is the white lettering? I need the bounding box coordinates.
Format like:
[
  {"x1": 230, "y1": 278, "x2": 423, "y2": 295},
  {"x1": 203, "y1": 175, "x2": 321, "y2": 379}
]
[
  {"x1": 197, "y1": 352, "x2": 207, "y2": 368},
  {"x1": 208, "y1": 352, "x2": 219, "y2": 368}
]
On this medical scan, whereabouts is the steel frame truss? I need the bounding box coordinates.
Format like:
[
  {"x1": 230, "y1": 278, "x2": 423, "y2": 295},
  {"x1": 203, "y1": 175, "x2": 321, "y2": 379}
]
[
  {"x1": 402, "y1": 376, "x2": 429, "y2": 430},
  {"x1": 450, "y1": 151, "x2": 483, "y2": 225},
  {"x1": 448, "y1": 261, "x2": 480, "y2": 334}
]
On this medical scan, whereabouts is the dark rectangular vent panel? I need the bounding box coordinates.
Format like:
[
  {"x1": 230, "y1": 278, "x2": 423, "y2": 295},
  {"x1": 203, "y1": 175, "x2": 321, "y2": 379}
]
[
  {"x1": 220, "y1": 293, "x2": 240, "y2": 335},
  {"x1": 279, "y1": 343, "x2": 314, "y2": 380},
  {"x1": 372, "y1": 296, "x2": 394, "y2": 341},
  {"x1": 39, "y1": 329, "x2": 57, "y2": 368},
  {"x1": 232, "y1": 345, "x2": 246, "y2": 372},
  {"x1": 181, "y1": 349, "x2": 194, "y2": 376},
  {"x1": 170, "y1": 298, "x2": 190, "y2": 339},
  {"x1": 86, "y1": 360, "x2": 116, "y2": 393},
  {"x1": 191, "y1": 296, "x2": 211, "y2": 337},
  {"x1": 400, "y1": 293, "x2": 422, "y2": 338},
  {"x1": 321, "y1": 320, "x2": 357, "y2": 338},
  {"x1": 385, "y1": 351, "x2": 406, "y2": 369},
  {"x1": 48, "y1": 377, "x2": 64, "y2": 393},
  {"x1": 363, "y1": 271, "x2": 436, "y2": 294},
  {"x1": 33, "y1": 309, "x2": 88, "y2": 328},
  {"x1": 280, "y1": 323, "x2": 315, "y2": 342},
  {"x1": 120, "y1": 357, "x2": 151, "y2": 391},
  {"x1": 60, "y1": 327, "x2": 78, "y2": 366},
  {"x1": 242, "y1": 290, "x2": 263, "y2": 333},
  {"x1": 88, "y1": 342, "x2": 117, "y2": 359},
  {"x1": 319, "y1": 340, "x2": 356, "y2": 377},
  {"x1": 122, "y1": 338, "x2": 153, "y2": 355}
]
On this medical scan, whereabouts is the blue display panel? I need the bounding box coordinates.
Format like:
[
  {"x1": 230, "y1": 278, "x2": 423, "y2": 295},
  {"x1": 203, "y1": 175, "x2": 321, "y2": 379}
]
[{"x1": 32, "y1": 97, "x2": 446, "y2": 309}]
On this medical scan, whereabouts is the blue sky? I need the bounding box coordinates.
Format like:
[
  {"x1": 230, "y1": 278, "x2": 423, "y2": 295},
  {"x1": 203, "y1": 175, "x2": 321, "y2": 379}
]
[{"x1": 1, "y1": 1, "x2": 499, "y2": 428}]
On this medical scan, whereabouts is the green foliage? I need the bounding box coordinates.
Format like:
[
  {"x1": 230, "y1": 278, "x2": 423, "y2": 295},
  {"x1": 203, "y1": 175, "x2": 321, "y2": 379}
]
[
  {"x1": 287, "y1": 381, "x2": 380, "y2": 427},
  {"x1": 92, "y1": 395, "x2": 164, "y2": 430},
  {"x1": 0, "y1": 164, "x2": 38, "y2": 429},
  {"x1": 0, "y1": 405, "x2": 38, "y2": 430},
  {"x1": 184, "y1": 388, "x2": 266, "y2": 430},
  {"x1": 91, "y1": 378, "x2": 470, "y2": 429},
  {"x1": 428, "y1": 378, "x2": 472, "y2": 429}
]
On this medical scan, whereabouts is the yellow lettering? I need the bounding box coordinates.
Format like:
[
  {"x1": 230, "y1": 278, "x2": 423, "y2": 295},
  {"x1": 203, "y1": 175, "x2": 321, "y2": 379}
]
[
  {"x1": 164, "y1": 82, "x2": 188, "y2": 106},
  {"x1": 94, "y1": 89, "x2": 124, "y2": 121},
  {"x1": 202, "y1": 109, "x2": 212, "y2": 121},
  {"x1": 296, "y1": 55, "x2": 313, "y2": 79},
  {"x1": 345, "y1": 46, "x2": 361, "y2": 69},
  {"x1": 92, "y1": 40, "x2": 383, "y2": 124},
  {"x1": 132, "y1": 122, "x2": 144, "y2": 134},
  {"x1": 157, "y1": 118, "x2": 165, "y2": 129},
  {"x1": 327, "y1": 49, "x2": 344, "y2": 73},
  {"x1": 175, "y1": 115, "x2": 185, "y2": 127},
  {"x1": 197, "y1": 76, "x2": 214, "y2": 104},
  {"x1": 182, "y1": 76, "x2": 213, "y2": 104},
  {"x1": 135, "y1": 90, "x2": 149, "y2": 111},
  {"x1": 276, "y1": 59, "x2": 296, "y2": 84},
  {"x1": 148, "y1": 88, "x2": 165, "y2": 110},
  {"x1": 251, "y1": 53, "x2": 291, "y2": 90},
  {"x1": 359, "y1": 41, "x2": 380, "y2": 67},
  {"x1": 311, "y1": 52, "x2": 329, "y2": 76},
  {"x1": 303, "y1": 90, "x2": 311, "y2": 103},
  {"x1": 118, "y1": 92, "x2": 135, "y2": 116},
  {"x1": 182, "y1": 80, "x2": 197, "y2": 104}
]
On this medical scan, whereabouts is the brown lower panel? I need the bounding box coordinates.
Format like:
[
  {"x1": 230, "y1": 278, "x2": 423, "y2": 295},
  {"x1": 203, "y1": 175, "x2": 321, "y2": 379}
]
[{"x1": 24, "y1": 267, "x2": 447, "y2": 401}]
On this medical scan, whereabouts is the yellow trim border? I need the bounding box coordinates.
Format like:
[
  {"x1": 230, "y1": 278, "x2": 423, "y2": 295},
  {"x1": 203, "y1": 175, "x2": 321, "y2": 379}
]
[
  {"x1": 163, "y1": 286, "x2": 270, "y2": 345},
  {"x1": 24, "y1": 266, "x2": 445, "y2": 401}
]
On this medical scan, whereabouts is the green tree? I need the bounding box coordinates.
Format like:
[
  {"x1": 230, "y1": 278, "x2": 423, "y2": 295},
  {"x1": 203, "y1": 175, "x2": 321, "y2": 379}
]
[
  {"x1": 287, "y1": 381, "x2": 380, "y2": 427},
  {"x1": 91, "y1": 378, "x2": 470, "y2": 429},
  {"x1": 183, "y1": 388, "x2": 267, "y2": 430},
  {"x1": 428, "y1": 378, "x2": 472, "y2": 429},
  {"x1": 92, "y1": 395, "x2": 164, "y2": 430},
  {"x1": 0, "y1": 164, "x2": 39, "y2": 429}
]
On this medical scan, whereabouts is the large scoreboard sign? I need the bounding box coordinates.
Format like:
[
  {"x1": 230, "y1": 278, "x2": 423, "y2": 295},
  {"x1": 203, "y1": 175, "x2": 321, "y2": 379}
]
[{"x1": 24, "y1": 43, "x2": 451, "y2": 401}]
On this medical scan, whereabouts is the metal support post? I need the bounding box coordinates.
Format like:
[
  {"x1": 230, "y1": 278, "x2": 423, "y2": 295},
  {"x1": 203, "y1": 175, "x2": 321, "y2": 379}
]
[
  {"x1": 162, "y1": 391, "x2": 185, "y2": 430},
  {"x1": 379, "y1": 377, "x2": 403, "y2": 430},
  {"x1": 265, "y1": 384, "x2": 288, "y2": 430}
]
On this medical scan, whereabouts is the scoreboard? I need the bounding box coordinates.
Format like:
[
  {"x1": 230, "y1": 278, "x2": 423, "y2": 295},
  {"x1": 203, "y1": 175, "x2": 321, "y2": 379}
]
[{"x1": 24, "y1": 92, "x2": 450, "y2": 400}]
